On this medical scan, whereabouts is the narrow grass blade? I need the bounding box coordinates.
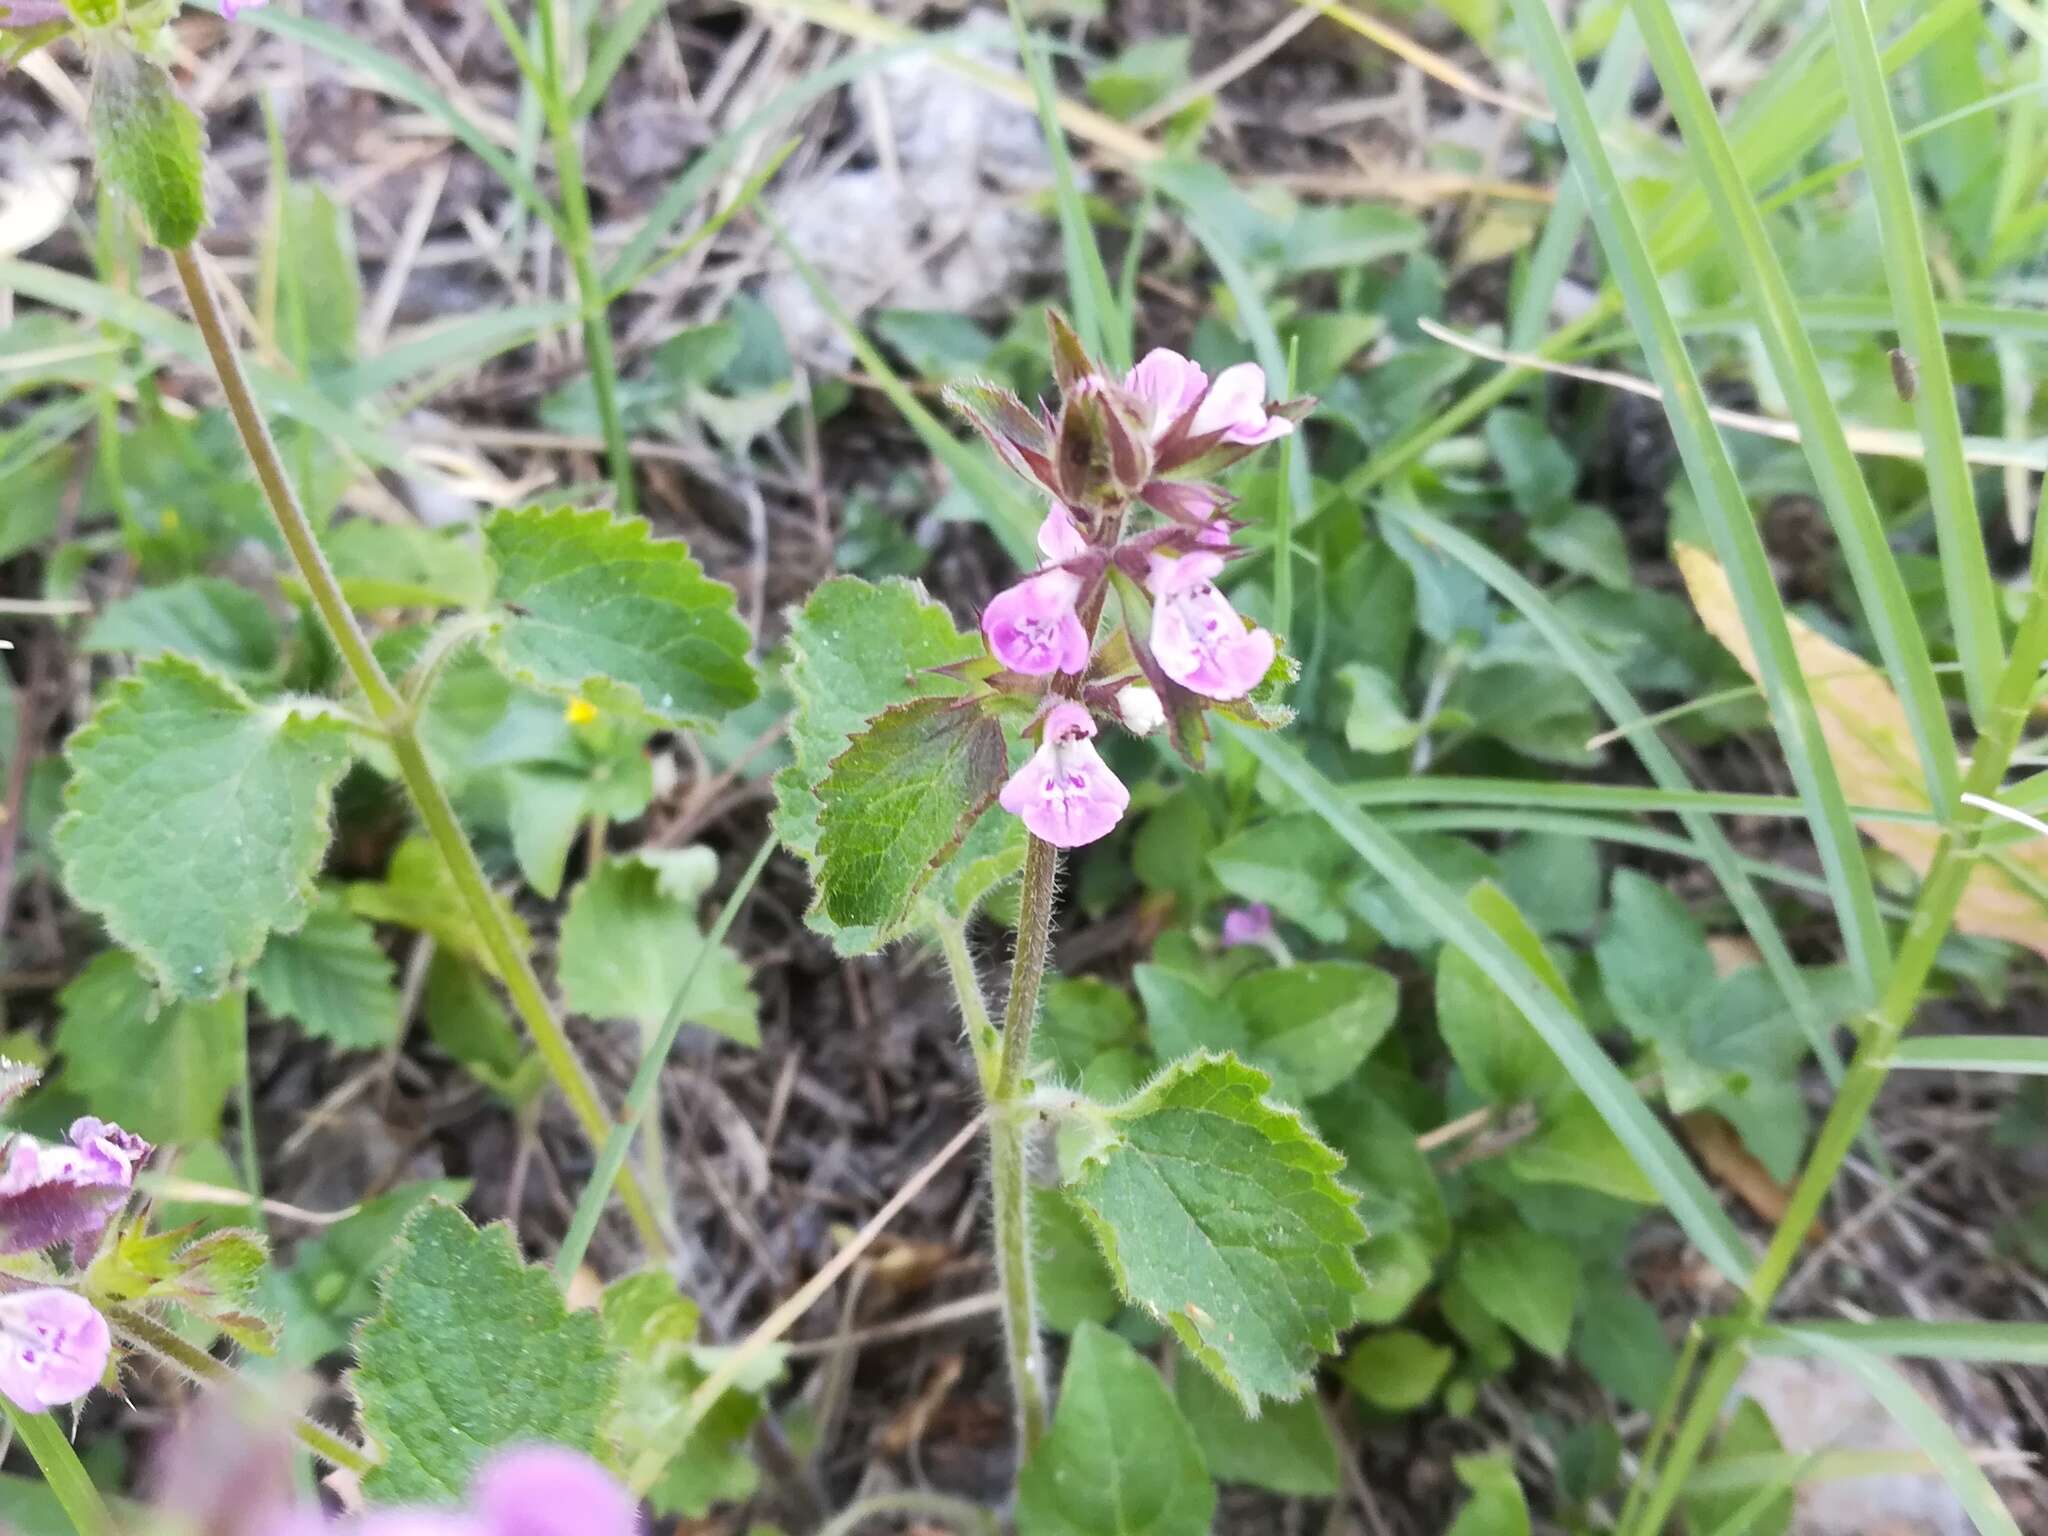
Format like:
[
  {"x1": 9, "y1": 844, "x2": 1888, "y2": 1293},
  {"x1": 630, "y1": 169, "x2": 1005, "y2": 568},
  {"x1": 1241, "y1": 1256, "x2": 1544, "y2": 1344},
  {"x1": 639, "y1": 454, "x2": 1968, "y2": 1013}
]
[
  {"x1": 1228, "y1": 723, "x2": 1756, "y2": 1287},
  {"x1": 3, "y1": 1402, "x2": 113, "y2": 1536},
  {"x1": 763, "y1": 218, "x2": 1039, "y2": 559},
  {"x1": 1630, "y1": 0, "x2": 1961, "y2": 812},
  {"x1": 1379, "y1": 500, "x2": 1850, "y2": 1077},
  {"x1": 572, "y1": 0, "x2": 668, "y2": 119},
  {"x1": 556, "y1": 836, "x2": 777, "y2": 1285},
  {"x1": 1004, "y1": 0, "x2": 1124, "y2": 371},
  {"x1": 1671, "y1": 297, "x2": 2048, "y2": 343},
  {"x1": 609, "y1": 138, "x2": 798, "y2": 299},
  {"x1": 335, "y1": 304, "x2": 576, "y2": 401},
  {"x1": 1346, "y1": 774, "x2": 1937, "y2": 826},
  {"x1": 239, "y1": 8, "x2": 562, "y2": 239},
  {"x1": 1887, "y1": 1036, "x2": 2048, "y2": 1074},
  {"x1": 1823, "y1": 0, "x2": 2002, "y2": 725},
  {"x1": 1769, "y1": 1331, "x2": 2021, "y2": 1536},
  {"x1": 1510, "y1": 0, "x2": 1892, "y2": 998},
  {"x1": 1748, "y1": 1321, "x2": 2048, "y2": 1365}
]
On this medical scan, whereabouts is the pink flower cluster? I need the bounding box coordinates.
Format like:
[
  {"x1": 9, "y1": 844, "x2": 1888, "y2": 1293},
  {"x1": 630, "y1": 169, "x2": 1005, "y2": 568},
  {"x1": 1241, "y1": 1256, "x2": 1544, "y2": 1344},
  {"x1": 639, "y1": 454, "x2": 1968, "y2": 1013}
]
[
  {"x1": 969, "y1": 344, "x2": 1297, "y2": 849},
  {"x1": 261, "y1": 1446, "x2": 639, "y2": 1536},
  {"x1": 0, "y1": 1115, "x2": 151, "y2": 1411},
  {"x1": 0, "y1": 0, "x2": 264, "y2": 27}
]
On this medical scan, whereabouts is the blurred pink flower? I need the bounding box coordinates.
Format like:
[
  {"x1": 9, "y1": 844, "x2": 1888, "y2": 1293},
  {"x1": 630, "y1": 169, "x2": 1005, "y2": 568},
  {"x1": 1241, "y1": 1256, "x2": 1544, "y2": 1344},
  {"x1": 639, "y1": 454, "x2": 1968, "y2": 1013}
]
[
  {"x1": 999, "y1": 702, "x2": 1129, "y2": 848},
  {"x1": 1124, "y1": 348, "x2": 1207, "y2": 441},
  {"x1": 1220, "y1": 902, "x2": 1275, "y2": 948},
  {"x1": 1146, "y1": 551, "x2": 1275, "y2": 700},
  {"x1": 0, "y1": 1, "x2": 71, "y2": 26},
  {"x1": 983, "y1": 569, "x2": 1088, "y2": 676},
  {"x1": 470, "y1": 1445, "x2": 643, "y2": 1536},
  {"x1": 1191, "y1": 362, "x2": 1294, "y2": 446},
  {"x1": 221, "y1": 1, "x2": 269, "y2": 17},
  {"x1": 0, "y1": 1288, "x2": 108, "y2": 1410},
  {"x1": 0, "y1": 1116, "x2": 151, "y2": 1256},
  {"x1": 1037, "y1": 503, "x2": 1088, "y2": 563}
]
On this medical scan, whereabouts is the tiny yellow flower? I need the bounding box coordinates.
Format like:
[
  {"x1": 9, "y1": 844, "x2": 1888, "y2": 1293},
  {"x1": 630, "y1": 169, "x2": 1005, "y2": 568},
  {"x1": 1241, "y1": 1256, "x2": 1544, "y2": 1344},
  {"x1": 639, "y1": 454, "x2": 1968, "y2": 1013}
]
[
  {"x1": 160, "y1": 509, "x2": 180, "y2": 533},
  {"x1": 564, "y1": 697, "x2": 599, "y2": 726}
]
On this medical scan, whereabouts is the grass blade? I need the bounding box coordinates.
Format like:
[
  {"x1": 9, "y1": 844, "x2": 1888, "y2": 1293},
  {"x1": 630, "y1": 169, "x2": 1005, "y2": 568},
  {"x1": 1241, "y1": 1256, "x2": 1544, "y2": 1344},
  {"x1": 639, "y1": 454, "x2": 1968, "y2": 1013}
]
[
  {"x1": 1630, "y1": 0, "x2": 1962, "y2": 814},
  {"x1": 1004, "y1": 0, "x2": 1124, "y2": 371},
  {"x1": 1887, "y1": 1036, "x2": 2048, "y2": 1074},
  {"x1": 1769, "y1": 1331, "x2": 2021, "y2": 1536},
  {"x1": 1509, "y1": 0, "x2": 1892, "y2": 998},
  {"x1": 1345, "y1": 774, "x2": 1937, "y2": 826},
  {"x1": 1823, "y1": 0, "x2": 2003, "y2": 727},
  {"x1": 1748, "y1": 1321, "x2": 2048, "y2": 1365},
  {"x1": 1227, "y1": 723, "x2": 1756, "y2": 1287}
]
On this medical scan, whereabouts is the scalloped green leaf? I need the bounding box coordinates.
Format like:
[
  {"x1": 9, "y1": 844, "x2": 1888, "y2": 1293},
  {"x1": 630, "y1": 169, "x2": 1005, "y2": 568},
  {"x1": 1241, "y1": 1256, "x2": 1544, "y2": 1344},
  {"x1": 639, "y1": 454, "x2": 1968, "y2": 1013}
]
[
  {"x1": 1015, "y1": 1324, "x2": 1215, "y2": 1536},
  {"x1": 56, "y1": 656, "x2": 354, "y2": 1000},
  {"x1": 816, "y1": 696, "x2": 1007, "y2": 932},
  {"x1": 777, "y1": 575, "x2": 1021, "y2": 952},
  {"x1": 482, "y1": 506, "x2": 756, "y2": 728},
  {"x1": 1062, "y1": 1053, "x2": 1367, "y2": 1410},
  {"x1": 252, "y1": 891, "x2": 402, "y2": 1049},
  {"x1": 90, "y1": 51, "x2": 206, "y2": 250},
  {"x1": 351, "y1": 1201, "x2": 615, "y2": 1505}
]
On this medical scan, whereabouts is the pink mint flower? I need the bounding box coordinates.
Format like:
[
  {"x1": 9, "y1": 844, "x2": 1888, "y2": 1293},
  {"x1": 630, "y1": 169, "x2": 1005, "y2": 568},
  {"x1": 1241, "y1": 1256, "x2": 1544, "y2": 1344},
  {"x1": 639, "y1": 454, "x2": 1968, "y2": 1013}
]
[
  {"x1": 1220, "y1": 902, "x2": 1275, "y2": 948},
  {"x1": 221, "y1": 0, "x2": 269, "y2": 16},
  {"x1": 1124, "y1": 348, "x2": 1208, "y2": 441},
  {"x1": 0, "y1": 1117, "x2": 152, "y2": 1257},
  {"x1": 999, "y1": 702, "x2": 1129, "y2": 848},
  {"x1": 0, "y1": 1, "x2": 70, "y2": 25},
  {"x1": 1037, "y1": 503, "x2": 1088, "y2": 563},
  {"x1": 1146, "y1": 551, "x2": 1276, "y2": 701},
  {"x1": 1191, "y1": 362, "x2": 1294, "y2": 446},
  {"x1": 0, "y1": 1288, "x2": 108, "y2": 1410},
  {"x1": 983, "y1": 568, "x2": 1088, "y2": 676},
  {"x1": 469, "y1": 1445, "x2": 643, "y2": 1536}
]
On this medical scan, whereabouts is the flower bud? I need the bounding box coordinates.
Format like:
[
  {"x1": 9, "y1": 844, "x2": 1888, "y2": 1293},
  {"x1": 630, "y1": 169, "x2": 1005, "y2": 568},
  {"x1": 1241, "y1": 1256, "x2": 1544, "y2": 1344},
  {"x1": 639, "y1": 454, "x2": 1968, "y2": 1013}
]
[{"x1": 1114, "y1": 683, "x2": 1165, "y2": 737}]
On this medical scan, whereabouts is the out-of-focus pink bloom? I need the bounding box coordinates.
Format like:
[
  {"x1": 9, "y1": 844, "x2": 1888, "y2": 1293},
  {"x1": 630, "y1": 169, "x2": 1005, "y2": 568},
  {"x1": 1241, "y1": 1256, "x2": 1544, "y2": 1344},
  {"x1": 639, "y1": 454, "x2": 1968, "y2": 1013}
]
[
  {"x1": 999, "y1": 703, "x2": 1129, "y2": 848},
  {"x1": 1190, "y1": 363, "x2": 1293, "y2": 446},
  {"x1": 1124, "y1": 349, "x2": 1208, "y2": 441},
  {"x1": 1037, "y1": 503, "x2": 1088, "y2": 563},
  {"x1": 0, "y1": 1288, "x2": 108, "y2": 1410},
  {"x1": 1220, "y1": 902, "x2": 1275, "y2": 948},
  {"x1": 0, "y1": 1117, "x2": 152, "y2": 1256},
  {"x1": 1142, "y1": 479, "x2": 1221, "y2": 526},
  {"x1": 1146, "y1": 551, "x2": 1275, "y2": 700},
  {"x1": 356, "y1": 1519, "x2": 487, "y2": 1536},
  {"x1": 221, "y1": 0, "x2": 269, "y2": 17},
  {"x1": 0, "y1": 1, "x2": 70, "y2": 26},
  {"x1": 983, "y1": 569, "x2": 1089, "y2": 676},
  {"x1": 1114, "y1": 683, "x2": 1165, "y2": 737},
  {"x1": 471, "y1": 1445, "x2": 643, "y2": 1536}
]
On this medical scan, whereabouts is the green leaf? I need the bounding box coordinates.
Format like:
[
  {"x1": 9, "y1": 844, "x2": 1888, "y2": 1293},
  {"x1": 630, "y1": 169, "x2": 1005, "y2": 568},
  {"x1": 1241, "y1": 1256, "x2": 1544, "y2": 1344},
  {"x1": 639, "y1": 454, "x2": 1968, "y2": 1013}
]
[
  {"x1": 482, "y1": 506, "x2": 756, "y2": 729},
  {"x1": 1034, "y1": 1187, "x2": 1120, "y2": 1334},
  {"x1": 777, "y1": 576, "x2": 1017, "y2": 952},
  {"x1": 1509, "y1": 1095, "x2": 1661, "y2": 1205},
  {"x1": 1445, "y1": 1453, "x2": 1531, "y2": 1536},
  {"x1": 349, "y1": 837, "x2": 529, "y2": 978},
  {"x1": 1436, "y1": 882, "x2": 1573, "y2": 1107},
  {"x1": 275, "y1": 1179, "x2": 469, "y2": 1366},
  {"x1": 1341, "y1": 1329, "x2": 1455, "y2": 1412},
  {"x1": 1456, "y1": 1222, "x2": 1580, "y2": 1360},
  {"x1": 1062, "y1": 1053, "x2": 1367, "y2": 1408},
  {"x1": 422, "y1": 953, "x2": 536, "y2": 1103},
  {"x1": 1596, "y1": 870, "x2": 1716, "y2": 1044},
  {"x1": 252, "y1": 892, "x2": 402, "y2": 1049},
  {"x1": 90, "y1": 52, "x2": 206, "y2": 249},
  {"x1": 326, "y1": 520, "x2": 492, "y2": 611},
  {"x1": 602, "y1": 1272, "x2": 774, "y2": 1518},
  {"x1": 1036, "y1": 977, "x2": 1145, "y2": 1086},
  {"x1": 558, "y1": 850, "x2": 758, "y2": 1047},
  {"x1": 815, "y1": 697, "x2": 1007, "y2": 934},
  {"x1": 1173, "y1": 1365, "x2": 1340, "y2": 1497},
  {"x1": 1686, "y1": 1399, "x2": 1793, "y2": 1536},
  {"x1": 1015, "y1": 1325, "x2": 1214, "y2": 1536},
  {"x1": 54, "y1": 950, "x2": 244, "y2": 1144},
  {"x1": 1338, "y1": 663, "x2": 1422, "y2": 755},
  {"x1": 1209, "y1": 815, "x2": 1353, "y2": 943},
  {"x1": 83, "y1": 578, "x2": 281, "y2": 678},
  {"x1": 1572, "y1": 1270, "x2": 1676, "y2": 1415},
  {"x1": 351, "y1": 1201, "x2": 616, "y2": 1504},
  {"x1": 56, "y1": 656, "x2": 354, "y2": 1000},
  {"x1": 1226, "y1": 962, "x2": 1399, "y2": 1101}
]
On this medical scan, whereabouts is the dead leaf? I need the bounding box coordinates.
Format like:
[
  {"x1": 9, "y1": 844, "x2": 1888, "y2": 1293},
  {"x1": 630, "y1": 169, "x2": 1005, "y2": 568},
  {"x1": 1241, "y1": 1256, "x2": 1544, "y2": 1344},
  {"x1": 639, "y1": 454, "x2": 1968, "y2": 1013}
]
[
  {"x1": 1681, "y1": 1111, "x2": 1815, "y2": 1236},
  {"x1": 874, "y1": 1354, "x2": 963, "y2": 1456},
  {"x1": 1676, "y1": 544, "x2": 2048, "y2": 957}
]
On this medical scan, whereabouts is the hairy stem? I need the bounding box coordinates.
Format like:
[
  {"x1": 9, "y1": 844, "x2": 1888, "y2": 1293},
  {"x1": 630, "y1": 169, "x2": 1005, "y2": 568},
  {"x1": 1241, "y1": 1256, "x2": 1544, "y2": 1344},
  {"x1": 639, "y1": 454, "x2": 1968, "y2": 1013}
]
[
  {"x1": 4, "y1": 1399, "x2": 113, "y2": 1536},
  {"x1": 816, "y1": 1490, "x2": 999, "y2": 1536},
  {"x1": 937, "y1": 916, "x2": 1000, "y2": 1087},
  {"x1": 1625, "y1": 515, "x2": 2048, "y2": 1535},
  {"x1": 168, "y1": 244, "x2": 665, "y2": 1258},
  {"x1": 109, "y1": 1305, "x2": 373, "y2": 1478},
  {"x1": 535, "y1": 0, "x2": 636, "y2": 516}
]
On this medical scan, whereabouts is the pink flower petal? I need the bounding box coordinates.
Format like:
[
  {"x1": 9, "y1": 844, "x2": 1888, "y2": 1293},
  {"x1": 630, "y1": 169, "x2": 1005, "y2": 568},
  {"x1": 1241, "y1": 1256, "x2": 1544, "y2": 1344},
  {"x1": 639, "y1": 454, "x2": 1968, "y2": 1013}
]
[
  {"x1": 1145, "y1": 551, "x2": 1276, "y2": 700},
  {"x1": 1037, "y1": 504, "x2": 1088, "y2": 563},
  {"x1": 0, "y1": 1288, "x2": 107, "y2": 1410},
  {"x1": 999, "y1": 704, "x2": 1129, "y2": 847},
  {"x1": 982, "y1": 569, "x2": 1089, "y2": 676},
  {"x1": 1190, "y1": 362, "x2": 1293, "y2": 445},
  {"x1": 1124, "y1": 349, "x2": 1207, "y2": 440},
  {"x1": 472, "y1": 1446, "x2": 642, "y2": 1536}
]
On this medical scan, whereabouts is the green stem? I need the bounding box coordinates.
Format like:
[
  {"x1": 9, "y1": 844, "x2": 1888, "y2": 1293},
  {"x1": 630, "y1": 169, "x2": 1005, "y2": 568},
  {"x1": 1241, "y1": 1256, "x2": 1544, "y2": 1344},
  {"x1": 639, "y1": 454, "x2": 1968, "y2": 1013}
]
[
  {"x1": 815, "y1": 1491, "x2": 998, "y2": 1536},
  {"x1": 108, "y1": 1305, "x2": 373, "y2": 1478},
  {"x1": 3, "y1": 1401, "x2": 113, "y2": 1536},
  {"x1": 1625, "y1": 505, "x2": 2048, "y2": 1536},
  {"x1": 168, "y1": 244, "x2": 666, "y2": 1259},
  {"x1": 936, "y1": 916, "x2": 1000, "y2": 1087},
  {"x1": 535, "y1": 0, "x2": 636, "y2": 516}
]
